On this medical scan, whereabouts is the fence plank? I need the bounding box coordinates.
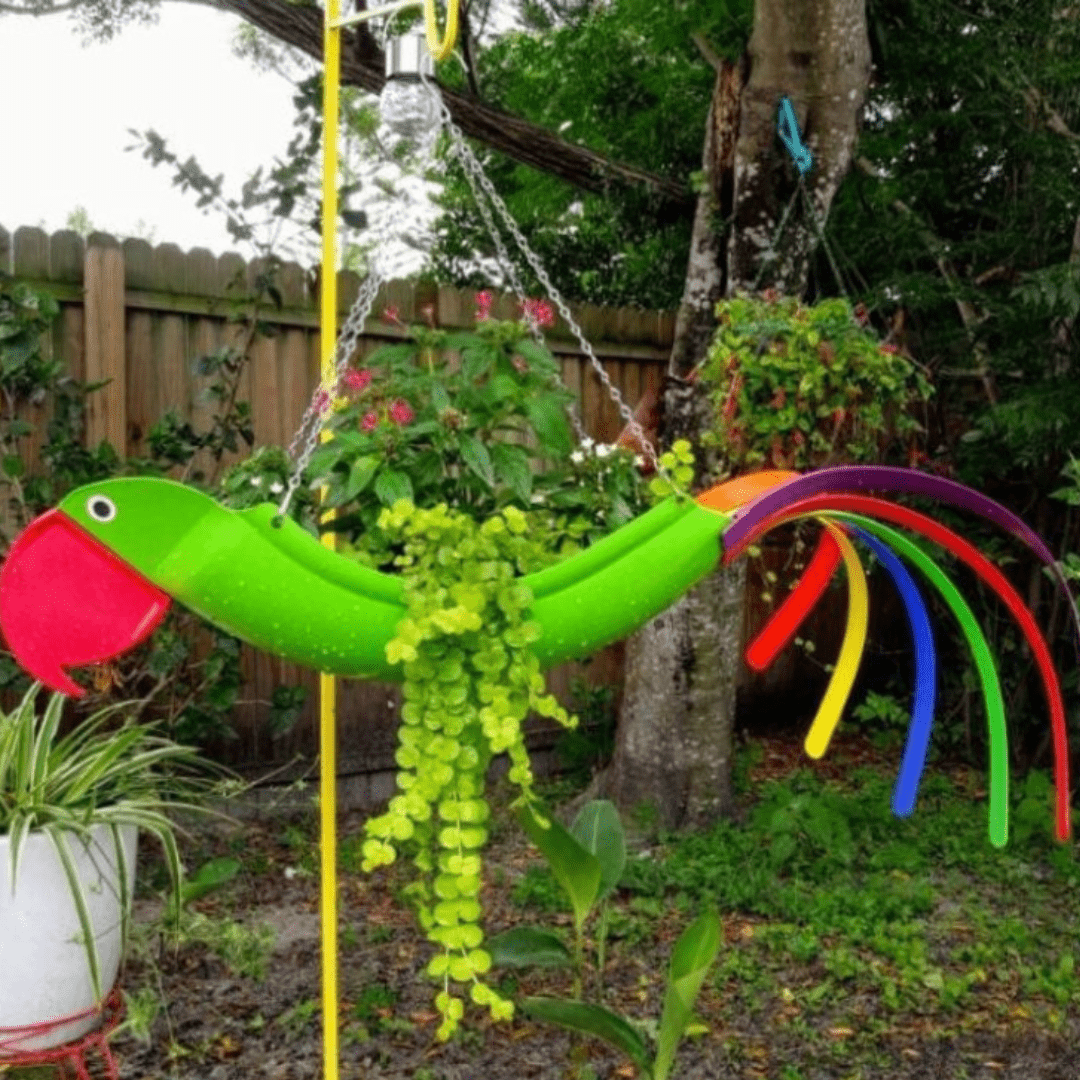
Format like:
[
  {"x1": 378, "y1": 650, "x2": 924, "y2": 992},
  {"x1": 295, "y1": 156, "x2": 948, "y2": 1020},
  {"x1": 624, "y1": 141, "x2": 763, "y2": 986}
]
[
  {"x1": 49, "y1": 230, "x2": 84, "y2": 284},
  {"x1": 84, "y1": 236, "x2": 127, "y2": 454},
  {"x1": 0, "y1": 225, "x2": 10, "y2": 275},
  {"x1": 13, "y1": 227, "x2": 50, "y2": 281}
]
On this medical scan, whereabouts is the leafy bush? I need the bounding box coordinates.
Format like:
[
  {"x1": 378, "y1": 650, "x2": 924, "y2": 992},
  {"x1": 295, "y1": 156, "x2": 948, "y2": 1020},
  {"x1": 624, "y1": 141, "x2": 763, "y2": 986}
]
[{"x1": 700, "y1": 293, "x2": 933, "y2": 474}]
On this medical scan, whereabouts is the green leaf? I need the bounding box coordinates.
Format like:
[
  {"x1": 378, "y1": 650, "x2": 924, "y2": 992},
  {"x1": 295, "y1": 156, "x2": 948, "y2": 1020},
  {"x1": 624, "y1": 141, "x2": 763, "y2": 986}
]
[
  {"x1": 178, "y1": 857, "x2": 241, "y2": 907},
  {"x1": 490, "y1": 443, "x2": 533, "y2": 503},
  {"x1": 460, "y1": 434, "x2": 495, "y2": 488},
  {"x1": 521, "y1": 998, "x2": 651, "y2": 1076},
  {"x1": 518, "y1": 804, "x2": 601, "y2": 932},
  {"x1": 343, "y1": 454, "x2": 379, "y2": 502},
  {"x1": 305, "y1": 445, "x2": 340, "y2": 479},
  {"x1": 487, "y1": 927, "x2": 573, "y2": 969},
  {"x1": 374, "y1": 469, "x2": 414, "y2": 506},
  {"x1": 525, "y1": 395, "x2": 573, "y2": 456},
  {"x1": 654, "y1": 910, "x2": 721, "y2": 1080},
  {"x1": 2, "y1": 454, "x2": 24, "y2": 478},
  {"x1": 571, "y1": 800, "x2": 626, "y2": 900}
]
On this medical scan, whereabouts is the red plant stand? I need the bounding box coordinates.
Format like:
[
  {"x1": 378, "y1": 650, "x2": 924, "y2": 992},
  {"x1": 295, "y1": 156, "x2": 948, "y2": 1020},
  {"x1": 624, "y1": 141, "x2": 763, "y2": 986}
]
[{"x1": 0, "y1": 987, "x2": 124, "y2": 1079}]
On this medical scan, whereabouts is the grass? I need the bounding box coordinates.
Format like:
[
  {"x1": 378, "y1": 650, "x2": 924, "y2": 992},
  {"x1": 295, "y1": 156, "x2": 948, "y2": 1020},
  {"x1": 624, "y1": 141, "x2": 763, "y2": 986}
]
[
  {"x1": 513, "y1": 753, "x2": 1080, "y2": 1063},
  {"x1": 16, "y1": 739, "x2": 1072, "y2": 1079}
]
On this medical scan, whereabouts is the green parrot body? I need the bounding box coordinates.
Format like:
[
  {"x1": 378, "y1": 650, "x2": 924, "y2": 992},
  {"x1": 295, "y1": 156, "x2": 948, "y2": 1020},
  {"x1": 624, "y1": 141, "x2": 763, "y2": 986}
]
[{"x1": 44, "y1": 478, "x2": 730, "y2": 683}]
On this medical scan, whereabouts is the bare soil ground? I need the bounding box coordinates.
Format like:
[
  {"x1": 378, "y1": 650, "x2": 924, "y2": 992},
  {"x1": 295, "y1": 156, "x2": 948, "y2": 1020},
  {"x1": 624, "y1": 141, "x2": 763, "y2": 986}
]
[{"x1": 111, "y1": 741, "x2": 1079, "y2": 1080}]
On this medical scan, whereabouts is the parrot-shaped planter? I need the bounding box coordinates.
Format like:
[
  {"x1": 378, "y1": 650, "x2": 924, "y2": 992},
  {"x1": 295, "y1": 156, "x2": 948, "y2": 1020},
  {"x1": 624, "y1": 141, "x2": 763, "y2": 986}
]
[{"x1": 1, "y1": 465, "x2": 1074, "y2": 843}]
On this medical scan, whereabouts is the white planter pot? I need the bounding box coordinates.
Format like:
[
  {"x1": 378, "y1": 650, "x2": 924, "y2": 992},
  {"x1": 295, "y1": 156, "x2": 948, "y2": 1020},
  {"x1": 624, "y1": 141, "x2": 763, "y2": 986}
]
[{"x1": 0, "y1": 822, "x2": 137, "y2": 1051}]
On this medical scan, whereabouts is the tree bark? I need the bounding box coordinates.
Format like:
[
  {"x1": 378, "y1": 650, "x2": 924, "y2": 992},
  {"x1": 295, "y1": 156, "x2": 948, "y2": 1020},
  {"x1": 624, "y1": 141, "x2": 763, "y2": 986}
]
[
  {"x1": 727, "y1": 0, "x2": 871, "y2": 293},
  {"x1": 603, "y1": 0, "x2": 870, "y2": 832}
]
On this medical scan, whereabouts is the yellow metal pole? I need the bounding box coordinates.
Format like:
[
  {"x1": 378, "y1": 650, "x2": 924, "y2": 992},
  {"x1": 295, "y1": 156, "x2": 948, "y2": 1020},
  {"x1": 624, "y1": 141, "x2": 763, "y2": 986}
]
[{"x1": 319, "y1": 0, "x2": 341, "y2": 1077}]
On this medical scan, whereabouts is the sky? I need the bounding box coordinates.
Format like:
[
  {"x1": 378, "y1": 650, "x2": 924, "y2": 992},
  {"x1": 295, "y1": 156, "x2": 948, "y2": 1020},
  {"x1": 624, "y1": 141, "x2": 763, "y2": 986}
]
[{"x1": 1, "y1": 7, "x2": 333, "y2": 259}]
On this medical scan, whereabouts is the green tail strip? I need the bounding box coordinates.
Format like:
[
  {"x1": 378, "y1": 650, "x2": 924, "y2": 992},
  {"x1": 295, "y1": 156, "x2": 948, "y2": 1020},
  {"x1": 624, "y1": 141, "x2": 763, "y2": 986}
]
[
  {"x1": 834, "y1": 511, "x2": 1009, "y2": 846},
  {"x1": 58, "y1": 479, "x2": 730, "y2": 681}
]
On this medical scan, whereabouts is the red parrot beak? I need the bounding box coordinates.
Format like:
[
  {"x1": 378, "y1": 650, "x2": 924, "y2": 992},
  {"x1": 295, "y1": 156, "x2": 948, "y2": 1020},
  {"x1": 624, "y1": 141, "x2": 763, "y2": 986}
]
[{"x1": 0, "y1": 510, "x2": 171, "y2": 697}]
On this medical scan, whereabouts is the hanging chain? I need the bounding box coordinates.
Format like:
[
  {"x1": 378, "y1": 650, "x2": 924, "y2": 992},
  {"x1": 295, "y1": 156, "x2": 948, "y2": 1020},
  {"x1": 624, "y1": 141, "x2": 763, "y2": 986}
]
[
  {"x1": 429, "y1": 80, "x2": 670, "y2": 477},
  {"x1": 277, "y1": 272, "x2": 383, "y2": 517},
  {"x1": 436, "y1": 99, "x2": 588, "y2": 442}
]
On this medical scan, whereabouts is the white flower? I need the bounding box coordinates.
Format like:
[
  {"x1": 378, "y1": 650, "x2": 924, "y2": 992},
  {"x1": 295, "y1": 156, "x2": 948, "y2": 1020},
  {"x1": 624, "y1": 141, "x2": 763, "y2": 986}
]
[
  {"x1": 595, "y1": 443, "x2": 612, "y2": 458},
  {"x1": 634, "y1": 455, "x2": 645, "y2": 468},
  {"x1": 249, "y1": 477, "x2": 261, "y2": 487},
  {"x1": 269, "y1": 481, "x2": 284, "y2": 495},
  {"x1": 570, "y1": 450, "x2": 585, "y2": 465},
  {"x1": 580, "y1": 437, "x2": 595, "y2": 451}
]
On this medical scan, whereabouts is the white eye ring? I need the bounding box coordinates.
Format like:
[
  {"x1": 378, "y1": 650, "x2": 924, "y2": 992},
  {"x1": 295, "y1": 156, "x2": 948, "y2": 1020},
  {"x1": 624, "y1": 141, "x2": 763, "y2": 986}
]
[{"x1": 86, "y1": 495, "x2": 117, "y2": 523}]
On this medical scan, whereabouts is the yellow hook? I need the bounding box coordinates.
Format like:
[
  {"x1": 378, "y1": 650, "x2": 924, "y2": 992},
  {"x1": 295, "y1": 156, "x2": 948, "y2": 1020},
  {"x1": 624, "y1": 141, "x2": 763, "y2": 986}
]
[{"x1": 423, "y1": 0, "x2": 459, "y2": 61}]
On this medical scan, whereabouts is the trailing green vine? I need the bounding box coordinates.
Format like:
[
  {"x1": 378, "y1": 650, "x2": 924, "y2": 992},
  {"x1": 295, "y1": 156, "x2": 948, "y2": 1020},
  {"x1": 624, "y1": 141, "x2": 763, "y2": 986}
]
[{"x1": 359, "y1": 499, "x2": 575, "y2": 1039}]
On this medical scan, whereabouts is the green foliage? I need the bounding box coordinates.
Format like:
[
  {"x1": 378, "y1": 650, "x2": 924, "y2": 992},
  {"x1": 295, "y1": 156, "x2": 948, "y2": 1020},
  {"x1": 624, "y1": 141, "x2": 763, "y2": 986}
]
[
  {"x1": 522, "y1": 909, "x2": 721, "y2": 1080},
  {"x1": 492, "y1": 798, "x2": 628, "y2": 1005},
  {"x1": 302, "y1": 315, "x2": 653, "y2": 557},
  {"x1": 357, "y1": 500, "x2": 577, "y2": 1038},
  {"x1": 431, "y1": 0, "x2": 752, "y2": 308},
  {"x1": 307, "y1": 317, "x2": 573, "y2": 533},
  {"x1": 0, "y1": 684, "x2": 240, "y2": 998},
  {"x1": 700, "y1": 294, "x2": 932, "y2": 474},
  {"x1": 850, "y1": 690, "x2": 911, "y2": 751},
  {"x1": 647, "y1": 439, "x2": 695, "y2": 501}
]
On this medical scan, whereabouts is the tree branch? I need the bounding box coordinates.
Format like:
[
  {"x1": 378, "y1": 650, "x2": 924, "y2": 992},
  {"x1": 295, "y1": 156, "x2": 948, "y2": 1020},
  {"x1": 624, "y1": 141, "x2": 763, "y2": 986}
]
[{"x1": 219, "y1": 0, "x2": 694, "y2": 212}]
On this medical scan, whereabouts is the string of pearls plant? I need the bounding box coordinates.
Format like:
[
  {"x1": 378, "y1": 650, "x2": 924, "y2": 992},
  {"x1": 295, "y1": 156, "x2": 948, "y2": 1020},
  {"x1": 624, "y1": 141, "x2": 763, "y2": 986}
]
[{"x1": 359, "y1": 499, "x2": 575, "y2": 1038}]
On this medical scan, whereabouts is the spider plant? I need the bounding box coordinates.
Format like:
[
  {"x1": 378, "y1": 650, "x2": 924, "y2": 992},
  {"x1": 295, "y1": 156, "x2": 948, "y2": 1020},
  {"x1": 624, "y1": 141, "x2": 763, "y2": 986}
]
[{"x1": 0, "y1": 683, "x2": 237, "y2": 1000}]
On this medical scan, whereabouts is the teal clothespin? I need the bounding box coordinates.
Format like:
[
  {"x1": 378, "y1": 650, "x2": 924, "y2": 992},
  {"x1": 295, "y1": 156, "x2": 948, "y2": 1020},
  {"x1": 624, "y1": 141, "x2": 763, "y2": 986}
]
[{"x1": 777, "y1": 96, "x2": 813, "y2": 175}]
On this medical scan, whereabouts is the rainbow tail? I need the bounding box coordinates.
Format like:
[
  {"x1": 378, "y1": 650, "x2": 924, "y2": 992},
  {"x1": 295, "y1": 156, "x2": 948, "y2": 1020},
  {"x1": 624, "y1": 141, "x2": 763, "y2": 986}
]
[{"x1": 699, "y1": 467, "x2": 1076, "y2": 847}]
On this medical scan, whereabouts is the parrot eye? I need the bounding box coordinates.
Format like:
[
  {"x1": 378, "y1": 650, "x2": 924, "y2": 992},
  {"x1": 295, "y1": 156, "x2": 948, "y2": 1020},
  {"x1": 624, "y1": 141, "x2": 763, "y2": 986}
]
[{"x1": 87, "y1": 495, "x2": 117, "y2": 523}]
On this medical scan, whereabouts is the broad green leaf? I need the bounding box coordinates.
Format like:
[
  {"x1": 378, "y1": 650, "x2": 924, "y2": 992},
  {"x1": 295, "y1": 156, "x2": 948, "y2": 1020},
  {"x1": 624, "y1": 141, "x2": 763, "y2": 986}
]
[
  {"x1": 304, "y1": 445, "x2": 340, "y2": 479},
  {"x1": 179, "y1": 857, "x2": 241, "y2": 907},
  {"x1": 654, "y1": 910, "x2": 721, "y2": 1080},
  {"x1": 571, "y1": 800, "x2": 626, "y2": 901},
  {"x1": 518, "y1": 804, "x2": 601, "y2": 932},
  {"x1": 460, "y1": 434, "x2": 495, "y2": 488},
  {"x1": 525, "y1": 395, "x2": 573, "y2": 456},
  {"x1": 487, "y1": 927, "x2": 573, "y2": 969},
  {"x1": 374, "y1": 469, "x2": 414, "y2": 506},
  {"x1": 490, "y1": 442, "x2": 533, "y2": 503},
  {"x1": 521, "y1": 998, "x2": 651, "y2": 1076},
  {"x1": 343, "y1": 455, "x2": 379, "y2": 501}
]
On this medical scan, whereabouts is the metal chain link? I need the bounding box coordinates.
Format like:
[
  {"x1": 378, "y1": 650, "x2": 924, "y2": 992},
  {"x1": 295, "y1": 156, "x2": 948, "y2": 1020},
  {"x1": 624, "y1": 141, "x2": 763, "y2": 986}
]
[
  {"x1": 429, "y1": 79, "x2": 674, "y2": 480},
  {"x1": 277, "y1": 272, "x2": 383, "y2": 516},
  {"x1": 435, "y1": 94, "x2": 588, "y2": 442}
]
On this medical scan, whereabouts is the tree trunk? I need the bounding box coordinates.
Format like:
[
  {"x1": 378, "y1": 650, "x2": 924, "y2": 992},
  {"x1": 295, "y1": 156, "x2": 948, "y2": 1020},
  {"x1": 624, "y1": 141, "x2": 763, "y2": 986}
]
[
  {"x1": 602, "y1": 0, "x2": 871, "y2": 831},
  {"x1": 728, "y1": 0, "x2": 872, "y2": 293}
]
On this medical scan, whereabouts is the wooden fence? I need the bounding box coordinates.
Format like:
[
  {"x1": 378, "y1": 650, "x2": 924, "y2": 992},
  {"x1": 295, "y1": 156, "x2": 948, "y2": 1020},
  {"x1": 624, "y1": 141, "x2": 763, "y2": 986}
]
[{"x1": 1, "y1": 224, "x2": 840, "y2": 801}]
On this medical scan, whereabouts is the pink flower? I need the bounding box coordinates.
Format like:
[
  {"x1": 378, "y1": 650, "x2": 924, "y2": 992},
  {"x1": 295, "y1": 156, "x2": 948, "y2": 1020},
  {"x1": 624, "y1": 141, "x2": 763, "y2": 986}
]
[
  {"x1": 343, "y1": 368, "x2": 373, "y2": 393},
  {"x1": 522, "y1": 297, "x2": 555, "y2": 329},
  {"x1": 880, "y1": 343, "x2": 899, "y2": 355},
  {"x1": 314, "y1": 389, "x2": 331, "y2": 414},
  {"x1": 361, "y1": 411, "x2": 379, "y2": 432},
  {"x1": 475, "y1": 290, "x2": 493, "y2": 322},
  {"x1": 389, "y1": 400, "x2": 414, "y2": 426},
  {"x1": 383, "y1": 305, "x2": 401, "y2": 324}
]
